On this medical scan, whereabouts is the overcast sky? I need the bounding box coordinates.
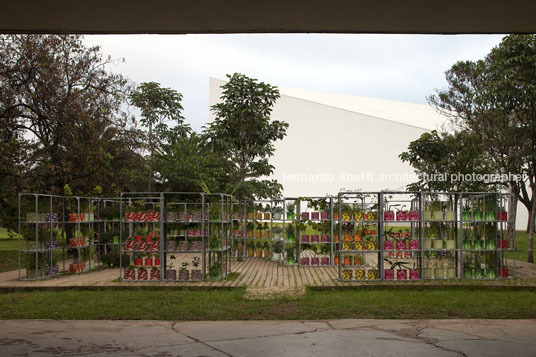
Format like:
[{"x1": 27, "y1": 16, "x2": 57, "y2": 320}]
[{"x1": 84, "y1": 34, "x2": 504, "y2": 132}]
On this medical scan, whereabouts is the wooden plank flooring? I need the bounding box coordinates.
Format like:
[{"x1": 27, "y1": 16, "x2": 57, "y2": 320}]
[{"x1": 0, "y1": 258, "x2": 339, "y2": 288}]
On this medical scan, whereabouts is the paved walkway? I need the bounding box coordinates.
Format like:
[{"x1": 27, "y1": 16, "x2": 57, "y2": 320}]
[{"x1": 1, "y1": 319, "x2": 535, "y2": 356}]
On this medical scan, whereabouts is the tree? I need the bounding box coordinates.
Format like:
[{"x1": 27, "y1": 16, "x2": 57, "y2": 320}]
[
  {"x1": 400, "y1": 130, "x2": 495, "y2": 192},
  {"x1": 0, "y1": 35, "x2": 142, "y2": 230},
  {"x1": 205, "y1": 73, "x2": 288, "y2": 205},
  {"x1": 129, "y1": 82, "x2": 189, "y2": 192},
  {"x1": 428, "y1": 34, "x2": 536, "y2": 262}
]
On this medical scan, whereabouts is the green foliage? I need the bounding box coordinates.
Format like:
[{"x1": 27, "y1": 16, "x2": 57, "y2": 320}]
[
  {"x1": 205, "y1": 73, "x2": 288, "y2": 202},
  {"x1": 400, "y1": 130, "x2": 493, "y2": 191},
  {"x1": 428, "y1": 34, "x2": 536, "y2": 262}
]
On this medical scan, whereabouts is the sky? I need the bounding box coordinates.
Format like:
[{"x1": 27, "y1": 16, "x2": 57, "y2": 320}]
[{"x1": 84, "y1": 34, "x2": 504, "y2": 132}]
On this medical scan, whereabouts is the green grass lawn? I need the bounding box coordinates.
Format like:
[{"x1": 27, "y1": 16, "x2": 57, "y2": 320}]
[
  {"x1": 0, "y1": 228, "x2": 19, "y2": 272},
  {"x1": 507, "y1": 230, "x2": 533, "y2": 262},
  {"x1": 0, "y1": 287, "x2": 534, "y2": 320}
]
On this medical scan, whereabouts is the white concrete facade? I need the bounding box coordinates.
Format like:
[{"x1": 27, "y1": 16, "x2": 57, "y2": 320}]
[{"x1": 209, "y1": 78, "x2": 529, "y2": 229}]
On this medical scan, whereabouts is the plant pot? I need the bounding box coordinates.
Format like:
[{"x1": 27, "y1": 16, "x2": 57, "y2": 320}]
[
  {"x1": 422, "y1": 211, "x2": 432, "y2": 220},
  {"x1": 383, "y1": 211, "x2": 394, "y2": 221},
  {"x1": 135, "y1": 257, "x2": 143, "y2": 266},
  {"x1": 311, "y1": 212, "x2": 320, "y2": 220},
  {"x1": 255, "y1": 231, "x2": 262, "y2": 238},
  {"x1": 247, "y1": 248, "x2": 254, "y2": 257},
  {"x1": 343, "y1": 256, "x2": 352, "y2": 266},
  {"x1": 409, "y1": 240, "x2": 419, "y2": 250},
  {"x1": 247, "y1": 212, "x2": 254, "y2": 220},
  {"x1": 432, "y1": 211, "x2": 444, "y2": 221},
  {"x1": 301, "y1": 235, "x2": 310, "y2": 243},
  {"x1": 422, "y1": 268, "x2": 432, "y2": 279},
  {"x1": 138, "y1": 269, "x2": 148, "y2": 280},
  {"x1": 475, "y1": 268, "x2": 485, "y2": 279},
  {"x1": 255, "y1": 213, "x2": 262, "y2": 220},
  {"x1": 423, "y1": 239, "x2": 432, "y2": 250},
  {"x1": 178, "y1": 241, "x2": 188, "y2": 252},
  {"x1": 247, "y1": 231, "x2": 254, "y2": 238},
  {"x1": 342, "y1": 269, "x2": 353, "y2": 280},
  {"x1": 256, "y1": 249, "x2": 263, "y2": 258},
  {"x1": 311, "y1": 257, "x2": 319, "y2": 266},
  {"x1": 150, "y1": 239, "x2": 160, "y2": 251},
  {"x1": 367, "y1": 241, "x2": 377, "y2": 250},
  {"x1": 434, "y1": 268, "x2": 445, "y2": 279},
  {"x1": 263, "y1": 231, "x2": 270, "y2": 238},
  {"x1": 190, "y1": 241, "x2": 203, "y2": 251},
  {"x1": 445, "y1": 240, "x2": 456, "y2": 250},
  {"x1": 165, "y1": 269, "x2": 176, "y2": 280},
  {"x1": 408, "y1": 211, "x2": 419, "y2": 221},
  {"x1": 263, "y1": 249, "x2": 270, "y2": 257},
  {"x1": 365, "y1": 211, "x2": 377, "y2": 221},
  {"x1": 396, "y1": 269, "x2": 408, "y2": 280},
  {"x1": 474, "y1": 212, "x2": 484, "y2": 221},
  {"x1": 354, "y1": 241, "x2": 364, "y2": 251},
  {"x1": 396, "y1": 240, "x2": 406, "y2": 251},
  {"x1": 463, "y1": 268, "x2": 473, "y2": 279},
  {"x1": 485, "y1": 240, "x2": 496, "y2": 249},
  {"x1": 355, "y1": 269, "x2": 365, "y2": 280},
  {"x1": 497, "y1": 267, "x2": 509, "y2": 278},
  {"x1": 124, "y1": 269, "x2": 136, "y2": 280},
  {"x1": 166, "y1": 241, "x2": 177, "y2": 251},
  {"x1": 311, "y1": 235, "x2": 319, "y2": 243},
  {"x1": 321, "y1": 234, "x2": 329, "y2": 243},
  {"x1": 179, "y1": 212, "x2": 189, "y2": 222},
  {"x1": 286, "y1": 212, "x2": 294, "y2": 220},
  {"x1": 166, "y1": 212, "x2": 178, "y2": 222},
  {"x1": 474, "y1": 240, "x2": 484, "y2": 250},
  {"x1": 287, "y1": 256, "x2": 295, "y2": 265},
  {"x1": 384, "y1": 240, "x2": 394, "y2": 250},
  {"x1": 301, "y1": 212, "x2": 309, "y2": 220},
  {"x1": 154, "y1": 258, "x2": 161, "y2": 266},
  {"x1": 144, "y1": 258, "x2": 153, "y2": 267},
  {"x1": 409, "y1": 269, "x2": 419, "y2": 280},
  {"x1": 272, "y1": 253, "x2": 281, "y2": 262},
  {"x1": 384, "y1": 270, "x2": 394, "y2": 280},
  {"x1": 321, "y1": 211, "x2": 329, "y2": 220},
  {"x1": 150, "y1": 269, "x2": 160, "y2": 280},
  {"x1": 191, "y1": 269, "x2": 202, "y2": 281},
  {"x1": 367, "y1": 270, "x2": 378, "y2": 280},
  {"x1": 354, "y1": 211, "x2": 364, "y2": 221},
  {"x1": 485, "y1": 212, "x2": 495, "y2": 221},
  {"x1": 486, "y1": 269, "x2": 497, "y2": 279},
  {"x1": 462, "y1": 211, "x2": 472, "y2": 221},
  {"x1": 300, "y1": 257, "x2": 309, "y2": 265},
  {"x1": 273, "y1": 213, "x2": 282, "y2": 220},
  {"x1": 432, "y1": 240, "x2": 444, "y2": 250},
  {"x1": 500, "y1": 240, "x2": 508, "y2": 249},
  {"x1": 463, "y1": 240, "x2": 473, "y2": 249},
  {"x1": 178, "y1": 270, "x2": 189, "y2": 281},
  {"x1": 353, "y1": 256, "x2": 362, "y2": 265},
  {"x1": 264, "y1": 212, "x2": 270, "y2": 220},
  {"x1": 396, "y1": 211, "x2": 408, "y2": 221},
  {"x1": 446, "y1": 268, "x2": 457, "y2": 279},
  {"x1": 321, "y1": 257, "x2": 330, "y2": 265},
  {"x1": 497, "y1": 211, "x2": 508, "y2": 221},
  {"x1": 445, "y1": 211, "x2": 455, "y2": 221},
  {"x1": 274, "y1": 232, "x2": 281, "y2": 240}
]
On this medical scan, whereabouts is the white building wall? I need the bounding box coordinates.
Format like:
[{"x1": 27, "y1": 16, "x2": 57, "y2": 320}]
[{"x1": 209, "y1": 78, "x2": 529, "y2": 229}]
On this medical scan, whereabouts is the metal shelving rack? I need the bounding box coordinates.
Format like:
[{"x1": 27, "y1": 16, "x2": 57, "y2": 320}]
[
  {"x1": 336, "y1": 191, "x2": 515, "y2": 282},
  {"x1": 243, "y1": 200, "x2": 272, "y2": 258},
  {"x1": 119, "y1": 192, "x2": 231, "y2": 282},
  {"x1": 18, "y1": 193, "x2": 106, "y2": 280}
]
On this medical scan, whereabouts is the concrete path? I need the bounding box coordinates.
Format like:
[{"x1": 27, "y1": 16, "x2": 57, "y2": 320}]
[{"x1": 1, "y1": 319, "x2": 535, "y2": 356}]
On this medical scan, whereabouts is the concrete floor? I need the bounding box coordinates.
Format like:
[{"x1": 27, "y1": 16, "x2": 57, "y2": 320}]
[{"x1": 1, "y1": 319, "x2": 535, "y2": 356}]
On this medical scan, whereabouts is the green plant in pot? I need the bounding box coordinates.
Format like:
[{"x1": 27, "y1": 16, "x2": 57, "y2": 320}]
[
  {"x1": 422, "y1": 252, "x2": 433, "y2": 279},
  {"x1": 286, "y1": 202, "x2": 296, "y2": 220},
  {"x1": 272, "y1": 206, "x2": 283, "y2": 220},
  {"x1": 178, "y1": 261, "x2": 189, "y2": 280},
  {"x1": 263, "y1": 222, "x2": 270, "y2": 238},
  {"x1": 273, "y1": 225, "x2": 283, "y2": 240},
  {"x1": 285, "y1": 224, "x2": 295, "y2": 242},
  {"x1": 271, "y1": 239, "x2": 284, "y2": 262},
  {"x1": 285, "y1": 244, "x2": 295, "y2": 265},
  {"x1": 444, "y1": 225, "x2": 456, "y2": 250},
  {"x1": 431, "y1": 201, "x2": 443, "y2": 221},
  {"x1": 262, "y1": 241, "x2": 270, "y2": 258},
  {"x1": 247, "y1": 240, "x2": 255, "y2": 257},
  {"x1": 446, "y1": 252, "x2": 457, "y2": 278},
  {"x1": 165, "y1": 254, "x2": 176, "y2": 280},
  {"x1": 209, "y1": 262, "x2": 222, "y2": 279},
  {"x1": 434, "y1": 255, "x2": 445, "y2": 279},
  {"x1": 255, "y1": 240, "x2": 263, "y2": 257},
  {"x1": 422, "y1": 202, "x2": 432, "y2": 221},
  {"x1": 191, "y1": 256, "x2": 202, "y2": 280}
]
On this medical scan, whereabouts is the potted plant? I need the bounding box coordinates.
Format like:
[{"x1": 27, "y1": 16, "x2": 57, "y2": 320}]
[
  {"x1": 263, "y1": 222, "x2": 270, "y2": 238},
  {"x1": 134, "y1": 254, "x2": 143, "y2": 267},
  {"x1": 434, "y1": 256, "x2": 445, "y2": 279},
  {"x1": 179, "y1": 262, "x2": 189, "y2": 280},
  {"x1": 247, "y1": 240, "x2": 255, "y2": 257},
  {"x1": 273, "y1": 226, "x2": 283, "y2": 240},
  {"x1": 255, "y1": 222, "x2": 262, "y2": 238},
  {"x1": 255, "y1": 204, "x2": 263, "y2": 220},
  {"x1": 409, "y1": 263, "x2": 419, "y2": 280},
  {"x1": 137, "y1": 266, "x2": 148, "y2": 280},
  {"x1": 144, "y1": 254, "x2": 153, "y2": 267},
  {"x1": 246, "y1": 222, "x2": 254, "y2": 238},
  {"x1": 301, "y1": 234, "x2": 310, "y2": 243},
  {"x1": 272, "y1": 206, "x2": 283, "y2": 220},
  {"x1": 262, "y1": 241, "x2": 270, "y2": 258},
  {"x1": 396, "y1": 205, "x2": 408, "y2": 221},
  {"x1": 431, "y1": 201, "x2": 444, "y2": 221},
  {"x1": 271, "y1": 239, "x2": 284, "y2": 261},
  {"x1": 166, "y1": 237, "x2": 177, "y2": 251},
  {"x1": 153, "y1": 253, "x2": 161, "y2": 267},
  {"x1": 286, "y1": 202, "x2": 296, "y2": 220},
  {"x1": 422, "y1": 253, "x2": 433, "y2": 279},
  {"x1": 285, "y1": 244, "x2": 295, "y2": 265},
  {"x1": 255, "y1": 241, "x2": 263, "y2": 257},
  {"x1": 263, "y1": 204, "x2": 271, "y2": 220},
  {"x1": 367, "y1": 269, "x2": 378, "y2": 280},
  {"x1": 342, "y1": 269, "x2": 353, "y2": 280},
  {"x1": 165, "y1": 255, "x2": 176, "y2": 280},
  {"x1": 179, "y1": 239, "x2": 188, "y2": 252},
  {"x1": 446, "y1": 252, "x2": 457, "y2": 278},
  {"x1": 150, "y1": 266, "x2": 160, "y2": 280},
  {"x1": 422, "y1": 202, "x2": 432, "y2": 221},
  {"x1": 125, "y1": 264, "x2": 136, "y2": 280},
  {"x1": 285, "y1": 224, "x2": 295, "y2": 242},
  {"x1": 191, "y1": 257, "x2": 202, "y2": 280},
  {"x1": 209, "y1": 262, "x2": 222, "y2": 279}
]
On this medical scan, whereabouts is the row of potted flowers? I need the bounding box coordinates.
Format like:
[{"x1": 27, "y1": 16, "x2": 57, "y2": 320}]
[
  {"x1": 463, "y1": 239, "x2": 509, "y2": 249},
  {"x1": 462, "y1": 211, "x2": 508, "y2": 221},
  {"x1": 44, "y1": 264, "x2": 59, "y2": 276},
  {"x1": 341, "y1": 241, "x2": 378, "y2": 251},
  {"x1": 68, "y1": 237, "x2": 88, "y2": 248},
  {"x1": 300, "y1": 235, "x2": 331, "y2": 243},
  {"x1": 299, "y1": 257, "x2": 330, "y2": 265},
  {"x1": 132, "y1": 255, "x2": 161, "y2": 267},
  {"x1": 464, "y1": 267, "x2": 509, "y2": 278},
  {"x1": 125, "y1": 212, "x2": 161, "y2": 222},
  {"x1": 125, "y1": 266, "x2": 162, "y2": 280},
  {"x1": 124, "y1": 235, "x2": 161, "y2": 251},
  {"x1": 342, "y1": 269, "x2": 379, "y2": 280},
  {"x1": 337, "y1": 211, "x2": 377, "y2": 222}
]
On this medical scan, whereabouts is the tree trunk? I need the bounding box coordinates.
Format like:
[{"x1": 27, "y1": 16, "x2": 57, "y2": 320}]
[
  {"x1": 507, "y1": 186, "x2": 517, "y2": 247},
  {"x1": 528, "y1": 187, "x2": 536, "y2": 264}
]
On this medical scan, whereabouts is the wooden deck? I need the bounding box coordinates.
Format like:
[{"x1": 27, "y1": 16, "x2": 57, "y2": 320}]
[{"x1": 0, "y1": 258, "x2": 340, "y2": 288}]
